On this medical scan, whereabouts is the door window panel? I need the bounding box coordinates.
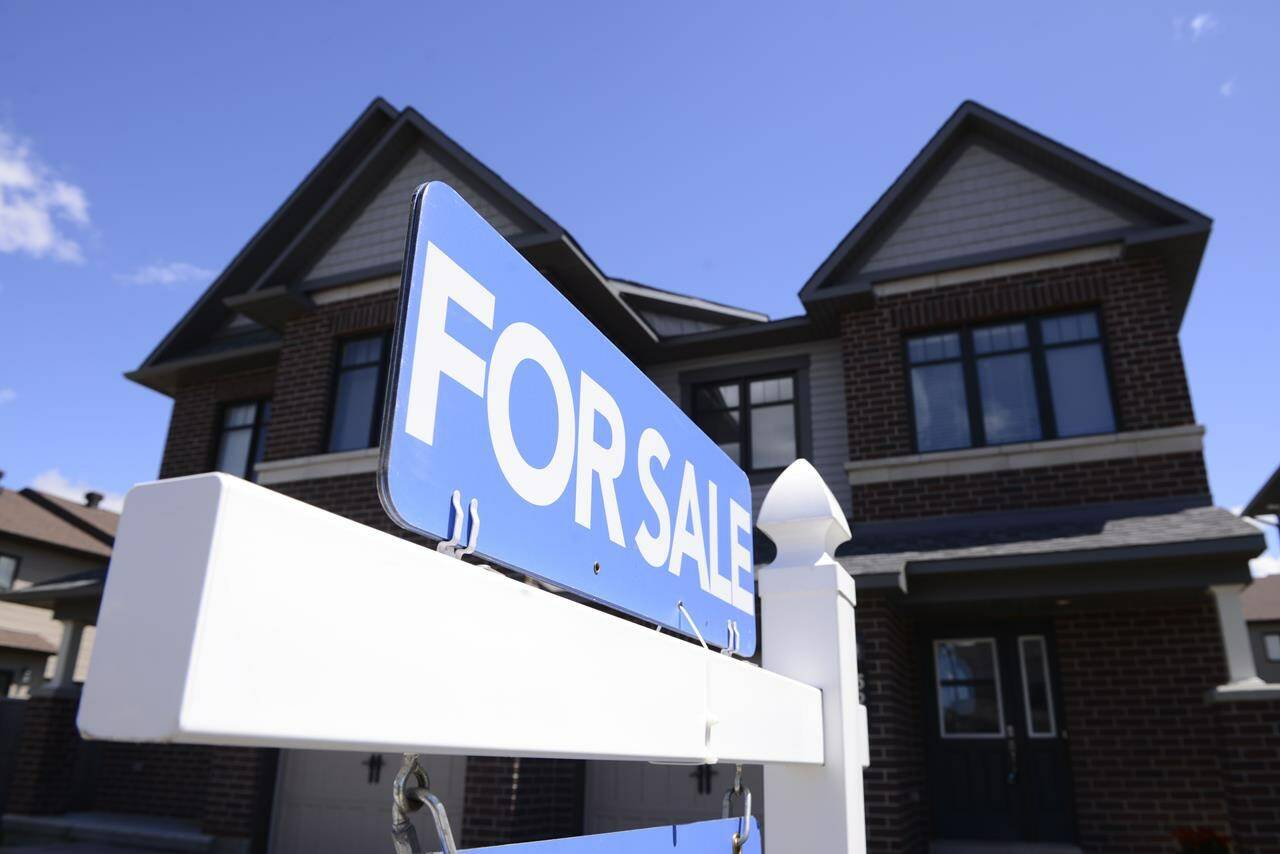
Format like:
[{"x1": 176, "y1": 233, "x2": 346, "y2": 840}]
[
  {"x1": 1018, "y1": 636, "x2": 1057, "y2": 737},
  {"x1": 935, "y1": 638, "x2": 1004, "y2": 737}
]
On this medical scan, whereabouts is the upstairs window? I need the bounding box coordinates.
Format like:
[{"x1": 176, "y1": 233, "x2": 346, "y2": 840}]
[
  {"x1": 907, "y1": 310, "x2": 1116, "y2": 453},
  {"x1": 215, "y1": 400, "x2": 271, "y2": 480},
  {"x1": 328, "y1": 333, "x2": 390, "y2": 453},
  {"x1": 0, "y1": 553, "x2": 19, "y2": 591},
  {"x1": 693, "y1": 373, "x2": 799, "y2": 473}
]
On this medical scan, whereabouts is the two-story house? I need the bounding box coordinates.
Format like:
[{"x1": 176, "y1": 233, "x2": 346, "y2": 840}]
[{"x1": 7, "y1": 99, "x2": 1277, "y2": 854}]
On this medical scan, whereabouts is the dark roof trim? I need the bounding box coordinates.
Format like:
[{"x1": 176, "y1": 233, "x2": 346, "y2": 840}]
[
  {"x1": 798, "y1": 101, "x2": 1212, "y2": 319},
  {"x1": 1244, "y1": 465, "x2": 1280, "y2": 517},
  {"x1": 224, "y1": 287, "x2": 314, "y2": 332},
  {"x1": 640, "y1": 315, "x2": 826, "y2": 365},
  {"x1": 127, "y1": 340, "x2": 280, "y2": 395},
  {"x1": 399, "y1": 107, "x2": 564, "y2": 237},
  {"x1": 803, "y1": 230, "x2": 1133, "y2": 306},
  {"x1": 137, "y1": 98, "x2": 398, "y2": 372},
  {"x1": 18, "y1": 490, "x2": 114, "y2": 548}
]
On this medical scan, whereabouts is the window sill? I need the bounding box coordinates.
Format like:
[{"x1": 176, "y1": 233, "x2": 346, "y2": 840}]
[
  {"x1": 1208, "y1": 680, "x2": 1280, "y2": 703},
  {"x1": 844, "y1": 424, "x2": 1204, "y2": 485},
  {"x1": 255, "y1": 447, "x2": 380, "y2": 485}
]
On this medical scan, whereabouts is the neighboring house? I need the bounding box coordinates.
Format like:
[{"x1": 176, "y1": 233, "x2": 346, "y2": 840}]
[
  {"x1": 0, "y1": 477, "x2": 111, "y2": 698},
  {"x1": 1242, "y1": 465, "x2": 1280, "y2": 682},
  {"x1": 6, "y1": 99, "x2": 1279, "y2": 854}
]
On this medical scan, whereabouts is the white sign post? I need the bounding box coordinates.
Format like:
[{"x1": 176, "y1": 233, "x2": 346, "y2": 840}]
[{"x1": 758, "y1": 460, "x2": 869, "y2": 854}]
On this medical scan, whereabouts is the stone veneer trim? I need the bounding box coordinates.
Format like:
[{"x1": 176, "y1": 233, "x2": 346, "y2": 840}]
[{"x1": 845, "y1": 424, "x2": 1204, "y2": 485}]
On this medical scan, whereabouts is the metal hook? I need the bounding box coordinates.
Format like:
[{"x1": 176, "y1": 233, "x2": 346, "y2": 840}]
[
  {"x1": 456, "y1": 498, "x2": 480, "y2": 558},
  {"x1": 436, "y1": 492, "x2": 465, "y2": 556},
  {"x1": 721, "y1": 764, "x2": 752, "y2": 853},
  {"x1": 391, "y1": 753, "x2": 458, "y2": 854}
]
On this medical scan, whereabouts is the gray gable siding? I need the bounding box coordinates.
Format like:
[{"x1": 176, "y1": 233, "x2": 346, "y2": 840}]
[
  {"x1": 853, "y1": 142, "x2": 1138, "y2": 279},
  {"x1": 638, "y1": 310, "x2": 729, "y2": 338},
  {"x1": 644, "y1": 339, "x2": 851, "y2": 519},
  {"x1": 305, "y1": 147, "x2": 534, "y2": 282}
]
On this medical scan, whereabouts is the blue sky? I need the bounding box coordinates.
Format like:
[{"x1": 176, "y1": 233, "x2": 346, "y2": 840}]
[{"x1": 0, "y1": 1, "x2": 1276, "y2": 566}]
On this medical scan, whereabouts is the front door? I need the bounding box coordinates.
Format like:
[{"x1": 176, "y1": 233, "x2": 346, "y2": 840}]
[{"x1": 924, "y1": 625, "x2": 1074, "y2": 843}]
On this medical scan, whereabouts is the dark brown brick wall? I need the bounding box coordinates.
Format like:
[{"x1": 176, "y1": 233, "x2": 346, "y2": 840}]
[
  {"x1": 6, "y1": 695, "x2": 80, "y2": 815},
  {"x1": 201, "y1": 747, "x2": 280, "y2": 844},
  {"x1": 1055, "y1": 598, "x2": 1230, "y2": 853},
  {"x1": 90, "y1": 742, "x2": 211, "y2": 820},
  {"x1": 159, "y1": 366, "x2": 276, "y2": 479},
  {"x1": 460, "y1": 757, "x2": 584, "y2": 847},
  {"x1": 859, "y1": 592, "x2": 927, "y2": 853},
  {"x1": 1216, "y1": 699, "x2": 1280, "y2": 854},
  {"x1": 839, "y1": 257, "x2": 1205, "y2": 518},
  {"x1": 264, "y1": 292, "x2": 397, "y2": 462},
  {"x1": 853, "y1": 451, "x2": 1209, "y2": 522}
]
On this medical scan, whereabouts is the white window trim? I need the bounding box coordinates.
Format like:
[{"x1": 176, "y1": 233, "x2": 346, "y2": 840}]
[
  {"x1": 1017, "y1": 635, "x2": 1057, "y2": 739},
  {"x1": 934, "y1": 637, "x2": 1005, "y2": 740},
  {"x1": 255, "y1": 447, "x2": 380, "y2": 485}
]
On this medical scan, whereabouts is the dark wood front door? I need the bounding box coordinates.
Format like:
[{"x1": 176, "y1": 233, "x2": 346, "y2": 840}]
[{"x1": 923, "y1": 624, "x2": 1074, "y2": 843}]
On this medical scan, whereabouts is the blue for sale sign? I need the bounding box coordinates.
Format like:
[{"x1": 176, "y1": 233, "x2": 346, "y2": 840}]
[
  {"x1": 380, "y1": 182, "x2": 756, "y2": 654},
  {"x1": 464, "y1": 817, "x2": 760, "y2": 852}
]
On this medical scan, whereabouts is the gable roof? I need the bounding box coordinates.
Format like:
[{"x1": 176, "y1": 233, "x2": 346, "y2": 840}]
[
  {"x1": 131, "y1": 99, "x2": 672, "y2": 393},
  {"x1": 1243, "y1": 574, "x2": 1280, "y2": 622},
  {"x1": 798, "y1": 101, "x2": 1212, "y2": 326},
  {"x1": 1244, "y1": 465, "x2": 1280, "y2": 518},
  {"x1": 0, "y1": 488, "x2": 116, "y2": 559}
]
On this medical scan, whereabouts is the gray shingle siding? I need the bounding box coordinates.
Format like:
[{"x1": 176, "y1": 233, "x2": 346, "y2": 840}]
[
  {"x1": 638, "y1": 310, "x2": 729, "y2": 338},
  {"x1": 644, "y1": 338, "x2": 851, "y2": 518},
  {"x1": 305, "y1": 147, "x2": 534, "y2": 282},
  {"x1": 854, "y1": 142, "x2": 1139, "y2": 278}
]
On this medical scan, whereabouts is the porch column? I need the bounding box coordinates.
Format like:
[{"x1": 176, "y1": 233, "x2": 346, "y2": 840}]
[
  {"x1": 1210, "y1": 584, "x2": 1264, "y2": 690},
  {"x1": 46, "y1": 618, "x2": 86, "y2": 694}
]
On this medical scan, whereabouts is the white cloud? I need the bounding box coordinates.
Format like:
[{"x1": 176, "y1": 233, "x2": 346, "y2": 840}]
[
  {"x1": 1220, "y1": 78, "x2": 1236, "y2": 97},
  {"x1": 114, "y1": 260, "x2": 215, "y2": 287},
  {"x1": 30, "y1": 468, "x2": 125, "y2": 513},
  {"x1": 1237, "y1": 510, "x2": 1280, "y2": 578},
  {"x1": 1189, "y1": 12, "x2": 1218, "y2": 40},
  {"x1": 0, "y1": 388, "x2": 14, "y2": 406},
  {"x1": 0, "y1": 127, "x2": 90, "y2": 263}
]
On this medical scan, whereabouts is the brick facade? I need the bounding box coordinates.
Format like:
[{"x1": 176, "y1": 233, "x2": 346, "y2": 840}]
[
  {"x1": 852, "y1": 451, "x2": 1209, "y2": 522},
  {"x1": 460, "y1": 757, "x2": 584, "y2": 847},
  {"x1": 839, "y1": 257, "x2": 1205, "y2": 517},
  {"x1": 858, "y1": 592, "x2": 927, "y2": 853},
  {"x1": 1056, "y1": 598, "x2": 1231, "y2": 852},
  {"x1": 1216, "y1": 699, "x2": 1280, "y2": 853}
]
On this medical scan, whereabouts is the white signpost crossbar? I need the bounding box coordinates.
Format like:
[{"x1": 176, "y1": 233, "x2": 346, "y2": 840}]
[{"x1": 78, "y1": 473, "x2": 824, "y2": 766}]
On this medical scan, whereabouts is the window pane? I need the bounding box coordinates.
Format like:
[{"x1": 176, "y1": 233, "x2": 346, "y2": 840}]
[
  {"x1": 251, "y1": 402, "x2": 272, "y2": 475},
  {"x1": 215, "y1": 427, "x2": 253, "y2": 479},
  {"x1": 940, "y1": 684, "x2": 1003, "y2": 736},
  {"x1": 1041, "y1": 312, "x2": 1099, "y2": 345},
  {"x1": 1019, "y1": 637, "x2": 1056, "y2": 736},
  {"x1": 750, "y1": 404, "x2": 797, "y2": 469},
  {"x1": 223, "y1": 403, "x2": 257, "y2": 429},
  {"x1": 329, "y1": 365, "x2": 380, "y2": 452},
  {"x1": 749, "y1": 376, "x2": 793, "y2": 405},
  {"x1": 695, "y1": 383, "x2": 739, "y2": 411},
  {"x1": 694, "y1": 408, "x2": 742, "y2": 465},
  {"x1": 972, "y1": 322, "x2": 1028, "y2": 354},
  {"x1": 1266, "y1": 634, "x2": 1280, "y2": 662},
  {"x1": 936, "y1": 639, "x2": 1003, "y2": 737},
  {"x1": 0, "y1": 555, "x2": 17, "y2": 590},
  {"x1": 936, "y1": 639, "x2": 998, "y2": 682},
  {"x1": 911, "y1": 362, "x2": 971, "y2": 451},
  {"x1": 908, "y1": 332, "x2": 961, "y2": 364},
  {"x1": 1046, "y1": 344, "x2": 1115, "y2": 437},
  {"x1": 341, "y1": 336, "x2": 383, "y2": 367},
  {"x1": 977, "y1": 352, "x2": 1041, "y2": 444}
]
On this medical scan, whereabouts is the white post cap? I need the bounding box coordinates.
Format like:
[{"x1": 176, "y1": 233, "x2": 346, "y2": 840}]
[{"x1": 758, "y1": 459, "x2": 851, "y2": 567}]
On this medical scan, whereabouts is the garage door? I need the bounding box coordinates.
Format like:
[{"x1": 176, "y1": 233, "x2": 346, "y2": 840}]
[
  {"x1": 270, "y1": 750, "x2": 466, "y2": 854},
  {"x1": 583, "y1": 761, "x2": 764, "y2": 835}
]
